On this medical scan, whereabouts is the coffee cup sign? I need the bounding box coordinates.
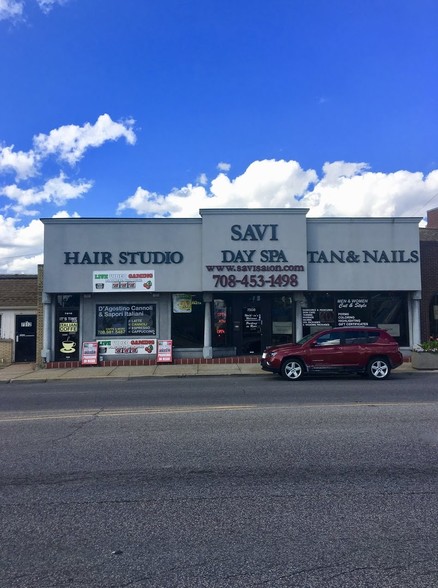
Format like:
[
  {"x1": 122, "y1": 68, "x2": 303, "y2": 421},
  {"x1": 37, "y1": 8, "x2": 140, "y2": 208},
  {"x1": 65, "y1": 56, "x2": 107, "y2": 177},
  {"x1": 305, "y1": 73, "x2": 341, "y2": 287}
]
[{"x1": 61, "y1": 340, "x2": 76, "y2": 353}]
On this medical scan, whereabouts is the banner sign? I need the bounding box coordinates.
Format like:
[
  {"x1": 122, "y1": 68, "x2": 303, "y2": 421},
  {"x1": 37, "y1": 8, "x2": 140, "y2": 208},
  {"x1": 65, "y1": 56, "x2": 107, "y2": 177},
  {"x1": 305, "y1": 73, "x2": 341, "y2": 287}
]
[
  {"x1": 97, "y1": 338, "x2": 157, "y2": 356},
  {"x1": 93, "y1": 270, "x2": 155, "y2": 292},
  {"x1": 81, "y1": 341, "x2": 99, "y2": 365},
  {"x1": 157, "y1": 340, "x2": 173, "y2": 363}
]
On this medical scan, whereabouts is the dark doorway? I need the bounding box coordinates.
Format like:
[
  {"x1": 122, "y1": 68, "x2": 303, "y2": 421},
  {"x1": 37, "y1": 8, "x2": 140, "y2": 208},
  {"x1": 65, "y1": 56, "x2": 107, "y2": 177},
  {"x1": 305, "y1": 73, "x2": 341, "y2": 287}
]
[
  {"x1": 232, "y1": 295, "x2": 271, "y2": 355},
  {"x1": 15, "y1": 315, "x2": 37, "y2": 362}
]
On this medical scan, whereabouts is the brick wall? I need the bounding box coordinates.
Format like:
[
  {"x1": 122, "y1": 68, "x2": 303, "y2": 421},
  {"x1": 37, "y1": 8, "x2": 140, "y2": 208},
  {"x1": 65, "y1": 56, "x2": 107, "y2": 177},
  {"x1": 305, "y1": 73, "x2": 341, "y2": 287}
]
[
  {"x1": 427, "y1": 207, "x2": 438, "y2": 229},
  {"x1": 0, "y1": 339, "x2": 13, "y2": 365},
  {"x1": 0, "y1": 275, "x2": 38, "y2": 306},
  {"x1": 419, "y1": 233, "x2": 438, "y2": 340}
]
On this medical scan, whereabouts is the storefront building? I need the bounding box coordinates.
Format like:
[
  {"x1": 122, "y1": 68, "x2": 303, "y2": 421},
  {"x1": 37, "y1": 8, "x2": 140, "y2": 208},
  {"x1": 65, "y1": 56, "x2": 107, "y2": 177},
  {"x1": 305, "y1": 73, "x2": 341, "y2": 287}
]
[
  {"x1": 419, "y1": 207, "x2": 438, "y2": 340},
  {"x1": 41, "y1": 209, "x2": 422, "y2": 365},
  {"x1": 0, "y1": 274, "x2": 38, "y2": 364}
]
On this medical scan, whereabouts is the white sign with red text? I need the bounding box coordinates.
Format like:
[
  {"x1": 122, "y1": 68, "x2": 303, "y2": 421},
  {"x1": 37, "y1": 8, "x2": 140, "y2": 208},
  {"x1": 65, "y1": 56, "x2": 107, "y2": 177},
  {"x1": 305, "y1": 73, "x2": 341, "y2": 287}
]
[
  {"x1": 97, "y1": 338, "x2": 157, "y2": 355},
  {"x1": 93, "y1": 270, "x2": 155, "y2": 292}
]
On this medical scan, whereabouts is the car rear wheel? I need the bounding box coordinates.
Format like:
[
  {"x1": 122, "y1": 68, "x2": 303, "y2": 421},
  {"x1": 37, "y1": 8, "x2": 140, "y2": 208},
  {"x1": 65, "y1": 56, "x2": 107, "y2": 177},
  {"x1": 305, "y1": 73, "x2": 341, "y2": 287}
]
[
  {"x1": 281, "y1": 359, "x2": 304, "y2": 381},
  {"x1": 367, "y1": 357, "x2": 391, "y2": 380}
]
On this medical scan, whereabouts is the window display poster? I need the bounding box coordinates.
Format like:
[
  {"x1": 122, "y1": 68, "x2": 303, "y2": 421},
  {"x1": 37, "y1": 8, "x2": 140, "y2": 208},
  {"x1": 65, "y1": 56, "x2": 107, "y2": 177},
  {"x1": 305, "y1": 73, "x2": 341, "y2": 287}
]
[
  {"x1": 336, "y1": 297, "x2": 369, "y2": 326},
  {"x1": 243, "y1": 307, "x2": 261, "y2": 334},
  {"x1": 81, "y1": 341, "x2": 98, "y2": 365},
  {"x1": 157, "y1": 340, "x2": 173, "y2": 363},
  {"x1": 96, "y1": 304, "x2": 156, "y2": 337},
  {"x1": 55, "y1": 309, "x2": 79, "y2": 360},
  {"x1": 97, "y1": 339, "x2": 157, "y2": 355},
  {"x1": 173, "y1": 294, "x2": 192, "y2": 313},
  {"x1": 302, "y1": 308, "x2": 335, "y2": 327}
]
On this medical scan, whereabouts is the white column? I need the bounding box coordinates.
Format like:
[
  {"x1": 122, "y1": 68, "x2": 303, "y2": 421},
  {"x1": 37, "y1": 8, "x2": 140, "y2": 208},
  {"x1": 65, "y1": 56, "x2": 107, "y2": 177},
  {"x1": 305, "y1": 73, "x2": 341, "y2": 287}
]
[
  {"x1": 203, "y1": 293, "x2": 213, "y2": 359},
  {"x1": 41, "y1": 292, "x2": 52, "y2": 363},
  {"x1": 411, "y1": 290, "x2": 422, "y2": 347},
  {"x1": 294, "y1": 293, "x2": 306, "y2": 342}
]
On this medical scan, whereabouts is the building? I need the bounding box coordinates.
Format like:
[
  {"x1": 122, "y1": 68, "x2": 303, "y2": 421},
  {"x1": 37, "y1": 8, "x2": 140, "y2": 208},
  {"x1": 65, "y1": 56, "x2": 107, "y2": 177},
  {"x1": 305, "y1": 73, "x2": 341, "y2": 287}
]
[
  {"x1": 40, "y1": 209, "x2": 422, "y2": 366},
  {"x1": 0, "y1": 274, "x2": 38, "y2": 364},
  {"x1": 419, "y1": 207, "x2": 438, "y2": 341}
]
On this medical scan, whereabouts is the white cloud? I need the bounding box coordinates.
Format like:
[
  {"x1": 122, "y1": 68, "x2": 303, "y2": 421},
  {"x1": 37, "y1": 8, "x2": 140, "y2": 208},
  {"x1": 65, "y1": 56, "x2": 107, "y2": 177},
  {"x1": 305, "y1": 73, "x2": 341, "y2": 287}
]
[
  {"x1": 217, "y1": 162, "x2": 231, "y2": 172},
  {"x1": 0, "y1": 215, "x2": 43, "y2": 273},
  {"x1": 0, "y1": 113, "x2": 135, "y2": 218},
  {"x1": 1, "y1": 173, "x2": 93, "y2": 213},
  {"x1": 197, "y1": 173, "x2": 208, "y2": 185},
  {"x1": 117, "y1": 159, "x2": 438, "y2": 223},
  {"x1": 118, "y1": 160, "x2": 318, "y2": 217},
  {"x1": 0, "y1": 0, "x2": 23, "y2": 21},
  {"x1": 0, "y1": 145, "x2": 38, "y2": 179},
  {"x1": 36, "y1": 0, "x2": 67, "y2": 14},
  {"x1": 0, "y1": 0, "x2": 69, "y2": 21},
  {"x1": 33, "y1": 114, "x2": 136, "y2": 165}
]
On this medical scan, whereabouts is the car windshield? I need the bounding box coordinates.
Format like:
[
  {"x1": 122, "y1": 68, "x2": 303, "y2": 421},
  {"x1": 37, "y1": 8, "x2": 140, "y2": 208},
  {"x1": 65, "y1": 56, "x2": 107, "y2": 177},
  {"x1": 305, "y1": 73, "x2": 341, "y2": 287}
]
[{"x1": 296, "y1": 333, "x2": 316, "y2": 345}]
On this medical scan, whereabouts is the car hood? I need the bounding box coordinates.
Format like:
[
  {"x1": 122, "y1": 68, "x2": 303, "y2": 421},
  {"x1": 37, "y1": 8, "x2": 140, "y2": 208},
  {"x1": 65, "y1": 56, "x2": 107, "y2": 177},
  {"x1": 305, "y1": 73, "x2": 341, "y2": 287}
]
[{"x1": 265, "y1": 342, "x2": 303, "y2": 353}]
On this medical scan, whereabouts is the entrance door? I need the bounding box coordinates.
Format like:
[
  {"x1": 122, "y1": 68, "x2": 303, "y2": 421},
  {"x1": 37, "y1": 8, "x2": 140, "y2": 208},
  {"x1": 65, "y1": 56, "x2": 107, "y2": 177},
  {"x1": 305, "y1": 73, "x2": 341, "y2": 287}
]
[
  {"x1": 233, "y1": 295, "x2": 271, "y2": 355},
  {"x1": 15, "y1": 315, "x2": 37, "y2": 362}
]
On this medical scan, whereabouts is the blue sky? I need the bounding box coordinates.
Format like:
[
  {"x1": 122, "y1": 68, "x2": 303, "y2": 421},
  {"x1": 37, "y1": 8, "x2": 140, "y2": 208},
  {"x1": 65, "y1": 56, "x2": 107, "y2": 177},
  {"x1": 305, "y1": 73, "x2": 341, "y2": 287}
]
[{"x1": 1, "y1": 0, "x2": 437, "y2": 272}]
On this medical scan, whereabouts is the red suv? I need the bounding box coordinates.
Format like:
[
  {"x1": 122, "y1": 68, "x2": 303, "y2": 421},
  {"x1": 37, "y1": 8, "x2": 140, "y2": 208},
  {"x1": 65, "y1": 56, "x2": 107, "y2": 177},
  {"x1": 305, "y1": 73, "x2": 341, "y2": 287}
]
[{"x1": 261, "y1": 327, "x2": 403, "y2": 380}]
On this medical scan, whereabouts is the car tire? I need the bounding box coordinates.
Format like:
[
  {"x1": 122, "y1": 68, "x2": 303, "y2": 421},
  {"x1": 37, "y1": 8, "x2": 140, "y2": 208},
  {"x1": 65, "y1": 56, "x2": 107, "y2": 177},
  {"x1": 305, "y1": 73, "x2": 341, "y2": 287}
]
[
  {"x1": 367, "y1": 357, "x2": 391, "y2": 380},
  {"x1": 281, "y1": 358, "x2": 304, "y2": 381}
]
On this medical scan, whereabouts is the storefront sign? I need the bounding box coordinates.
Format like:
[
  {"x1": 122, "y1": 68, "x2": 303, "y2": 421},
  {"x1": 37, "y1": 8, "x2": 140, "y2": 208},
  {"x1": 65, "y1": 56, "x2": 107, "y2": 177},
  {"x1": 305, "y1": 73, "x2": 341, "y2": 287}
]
[
  {"x1": 96, "y1": 304, "x2": 156, "y2": 336},
  {"x1": 336, "y1": 297, "x2": 369, "y2": 326},
  {"x1": 81, "y1": 342, "x2": 98, "y2": 365},
  {"x1": 65, "y1": 251, "x2": 183, "y2": 265},
  {"x1": 97, "y1": 339, "x2": 157, "y2": 355},
  {"x1": 157, "y1": 340, "x2": 173, "y2": 363},
  {"x1": 202, "y1": 212, "x2": 308, "y2": 291},
  {"x1": 93, "y1": 270, "x2": 155, "y2": 292},
  {"x1": 307, "y1": 249, "x2": 419, "y2": 264},
  {"x1": 55, "y1": 309, "x2": 80, "y2": 361}
]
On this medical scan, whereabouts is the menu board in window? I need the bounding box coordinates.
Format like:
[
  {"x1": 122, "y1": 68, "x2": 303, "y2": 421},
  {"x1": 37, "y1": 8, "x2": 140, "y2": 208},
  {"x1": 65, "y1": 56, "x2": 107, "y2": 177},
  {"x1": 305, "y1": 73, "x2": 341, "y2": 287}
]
[
  {"x1": 96, "y1": 304, "x2": 156, "y2": 336},
  {"x1": 336, "y1": 298, "x2": 369, "y2": 326},
  {"x1": 302, "y1": 308, "x2": 335, "y2": 327}
]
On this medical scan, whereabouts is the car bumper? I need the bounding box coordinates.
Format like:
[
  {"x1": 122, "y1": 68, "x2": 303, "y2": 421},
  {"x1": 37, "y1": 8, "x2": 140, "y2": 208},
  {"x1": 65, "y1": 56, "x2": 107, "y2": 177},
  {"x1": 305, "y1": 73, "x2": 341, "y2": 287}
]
[{"x1": 260, "y1": 359, "x2": 278, "y2": 374}]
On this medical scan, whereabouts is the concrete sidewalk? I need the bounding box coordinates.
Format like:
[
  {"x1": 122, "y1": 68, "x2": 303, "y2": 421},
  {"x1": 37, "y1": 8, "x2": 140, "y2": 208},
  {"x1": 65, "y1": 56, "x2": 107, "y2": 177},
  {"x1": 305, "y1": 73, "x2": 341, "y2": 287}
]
[
  {"x1": 0, "y1": 360, "x2": 417, "y2": 383},
  {"x1": 0, "y1": 361, "x2": 267, "y2": 382}
]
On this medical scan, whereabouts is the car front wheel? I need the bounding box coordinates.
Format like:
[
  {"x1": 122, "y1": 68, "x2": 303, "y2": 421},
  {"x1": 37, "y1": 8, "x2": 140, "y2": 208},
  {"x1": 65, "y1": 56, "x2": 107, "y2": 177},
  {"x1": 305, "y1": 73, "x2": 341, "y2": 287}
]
[
  {"x1": 367, "y1": 357, "x2": 391, "y2": 380},
  {"x1": 281, "y1": 359, "x2": 304, "y2": 381}
]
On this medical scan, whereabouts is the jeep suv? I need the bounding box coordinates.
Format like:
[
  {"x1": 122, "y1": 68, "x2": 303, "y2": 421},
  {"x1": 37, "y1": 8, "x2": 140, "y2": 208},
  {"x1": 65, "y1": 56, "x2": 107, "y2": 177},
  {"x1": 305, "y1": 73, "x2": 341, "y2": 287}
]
[{"x1": 261, "y1": 327, "x2": 403, "y2": 380}]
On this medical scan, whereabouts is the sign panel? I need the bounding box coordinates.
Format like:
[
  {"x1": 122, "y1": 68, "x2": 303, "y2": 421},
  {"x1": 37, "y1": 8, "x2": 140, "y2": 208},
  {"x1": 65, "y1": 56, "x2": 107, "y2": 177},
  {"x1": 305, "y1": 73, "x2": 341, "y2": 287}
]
[
  {"x1": 97, "y1": 338, "x2": 157, "y2": 356},
  {"x1": 55, "y1": 309, "x2": 80, "y2": 361},
  {"x1": 302, "y1": 308, "x2": 335, "y2": 327},
  {"x1": 157, "y1": 340, "x2": 173, "y2": 363},
  {"x1": 81, "y1": 341, "x2": 98, "y2": 365},
  {"x1": 93, "y1": 270, "x2": 155, "y2": 292},
  {"x1": 96, "y1": 304, "x2": 156, "y2": 337},
  {"x1": 201, "y1": 210, "x2": 308, "y2": 291},
  {"x1": 336, "y1": 297, "x2": 369, "y2": 326}
]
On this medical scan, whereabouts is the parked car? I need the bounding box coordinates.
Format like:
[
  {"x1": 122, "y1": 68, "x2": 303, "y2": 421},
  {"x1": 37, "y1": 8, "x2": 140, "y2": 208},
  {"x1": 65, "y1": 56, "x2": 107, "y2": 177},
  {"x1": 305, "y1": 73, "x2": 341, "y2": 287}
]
[{"x1": 261, "y1": 327, "x2": 403, "y2": 380}]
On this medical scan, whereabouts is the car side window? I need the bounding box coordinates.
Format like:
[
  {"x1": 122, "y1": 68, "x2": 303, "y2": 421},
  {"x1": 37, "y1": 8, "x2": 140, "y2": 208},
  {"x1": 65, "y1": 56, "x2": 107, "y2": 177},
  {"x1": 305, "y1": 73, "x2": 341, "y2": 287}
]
[
  {"x1": 344, "y1": 330, "x2": 368, "y2": 345},
  {"x1": 315, "y1": 333, "x2": 341, "y2": 346}
]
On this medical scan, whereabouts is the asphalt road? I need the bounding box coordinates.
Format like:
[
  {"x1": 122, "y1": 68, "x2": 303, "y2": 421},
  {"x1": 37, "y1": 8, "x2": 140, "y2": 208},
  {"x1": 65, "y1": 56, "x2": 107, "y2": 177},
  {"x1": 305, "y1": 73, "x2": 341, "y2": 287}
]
[{"x1": 1, "y1": 373, "x2": 438, "y2": 587}]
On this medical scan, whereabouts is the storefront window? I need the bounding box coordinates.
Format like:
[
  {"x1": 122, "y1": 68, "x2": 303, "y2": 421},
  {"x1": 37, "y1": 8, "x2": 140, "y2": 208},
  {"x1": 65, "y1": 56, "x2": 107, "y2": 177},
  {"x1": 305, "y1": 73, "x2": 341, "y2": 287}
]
[
  {"x1": 429, "y1": 294, "x2": 438, "y2": 339},
  {"x1": 55, "y1": 294, "x2": 80, "y2": 361},
  {"x1": 213, "y1": 298, "x2": 229, "y2": 346},
  {"x1": 271, "y1": 295, "x2": 294, "y2": 345},
  {"x1": 302, "y1": 291, "x2": 409, "y2": 345},
  {"x1": 96, "y1": 304, "x2": 156, "y2": 337},
  {"x1": 172, "y1": 294, "x2": 204, "y2": 348}
]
